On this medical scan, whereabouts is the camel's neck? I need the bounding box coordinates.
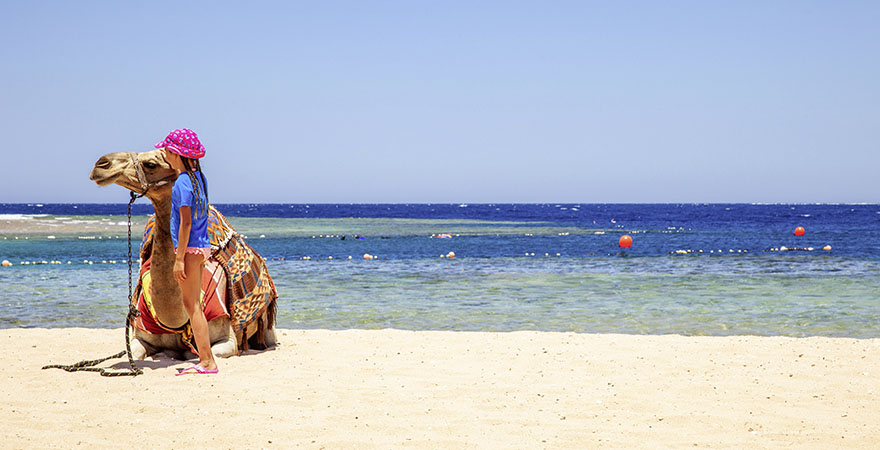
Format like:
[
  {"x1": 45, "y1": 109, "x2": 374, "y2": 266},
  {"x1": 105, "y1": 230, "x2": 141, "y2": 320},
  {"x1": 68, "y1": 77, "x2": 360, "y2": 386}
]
[{"x1": 148, "y1": 196, "x2": 189, "y2": 329}]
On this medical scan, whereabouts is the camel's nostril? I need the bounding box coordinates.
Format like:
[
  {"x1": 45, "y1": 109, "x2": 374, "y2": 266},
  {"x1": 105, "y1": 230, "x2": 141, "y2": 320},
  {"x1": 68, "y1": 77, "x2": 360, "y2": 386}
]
[{"x1": 95, "y1": 156, "x2": 112, "y2": 169}]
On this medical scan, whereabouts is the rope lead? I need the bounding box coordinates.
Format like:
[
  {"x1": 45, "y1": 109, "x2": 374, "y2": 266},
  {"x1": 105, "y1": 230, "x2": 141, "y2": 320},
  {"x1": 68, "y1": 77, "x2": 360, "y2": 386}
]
[{"x1": 42, "y1": 192, "x2": 145, "y2": 376}]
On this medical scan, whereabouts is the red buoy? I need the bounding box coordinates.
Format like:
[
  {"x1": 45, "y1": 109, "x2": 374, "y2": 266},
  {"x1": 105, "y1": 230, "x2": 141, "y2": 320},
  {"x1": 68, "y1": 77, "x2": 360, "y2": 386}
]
[
  {"x1": 619, "y1": 234, "x2": 633, "y2": 248},
  {"x1": 794, "y1": 226, "x2": 805, "y2": 236}
]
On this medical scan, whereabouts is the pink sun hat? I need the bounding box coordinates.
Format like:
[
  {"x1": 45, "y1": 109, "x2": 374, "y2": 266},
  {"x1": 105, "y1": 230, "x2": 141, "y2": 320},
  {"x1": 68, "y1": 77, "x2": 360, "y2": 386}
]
[{"x1": 154, "y1": 128, "x2": 206, "y2": 159}]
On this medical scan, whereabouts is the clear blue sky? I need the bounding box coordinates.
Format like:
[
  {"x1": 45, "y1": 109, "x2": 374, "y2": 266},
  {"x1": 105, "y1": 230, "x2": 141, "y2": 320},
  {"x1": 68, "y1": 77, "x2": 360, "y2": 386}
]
[{"x1": 1, "y1": 1, "x2": 877, "y2": 203}]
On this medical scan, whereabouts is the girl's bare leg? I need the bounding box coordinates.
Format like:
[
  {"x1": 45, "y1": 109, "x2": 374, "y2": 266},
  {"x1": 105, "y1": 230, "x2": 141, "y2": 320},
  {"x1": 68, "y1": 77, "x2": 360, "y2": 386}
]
[{"x1": 181, "y1": 252, "x2": 217, "y2": 370}]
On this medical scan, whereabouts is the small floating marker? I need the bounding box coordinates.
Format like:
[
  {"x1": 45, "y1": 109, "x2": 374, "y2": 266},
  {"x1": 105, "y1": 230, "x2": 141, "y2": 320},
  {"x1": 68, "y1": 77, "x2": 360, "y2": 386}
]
[
  {"x1": 794, "y1": 226, "x2": 805, "y2": 236},
  {"x1": 619, "y1": 235, "x2": 633, "y2": 248},
  {"x1": 823, "y1": 245, "x2": 832, "y2": 251},
  {"x1": 780, "y1": 246, "x2": 788, "y2": 251},
  {"x1": 260, "y1": 234, "x2": 266, "y2": 238},
  {"x1": 545, "y1": 253, "x2": 549, "y2": 257},
  {"x1": 447, "y1": 252, "x2": 455, "y2": 258},
  {"x1": 1, "y1": 260, "x2": 11, "y2": 267},
  {"x1": 348, "y1": 256, "x2": 352, "y2": 260},
  {"x1": 363, "y1": 253, "x2": 373, "y2": 260},
  {"x1": 556, "y1": 253, "x2": 561, "y2": 257}
]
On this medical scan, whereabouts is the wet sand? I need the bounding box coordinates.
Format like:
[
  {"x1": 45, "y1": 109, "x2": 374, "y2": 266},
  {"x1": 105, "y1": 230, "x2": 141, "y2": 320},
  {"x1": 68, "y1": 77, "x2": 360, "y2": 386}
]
[{"x1": 2, "y1": 328, "x2": 878, "y2": 448}]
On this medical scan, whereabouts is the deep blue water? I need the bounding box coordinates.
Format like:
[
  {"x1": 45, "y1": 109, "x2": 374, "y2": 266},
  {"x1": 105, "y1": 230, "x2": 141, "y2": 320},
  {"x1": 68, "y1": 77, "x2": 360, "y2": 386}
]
[{"x1": 2, "y1": 203, "x2": 879, "y2": 336}]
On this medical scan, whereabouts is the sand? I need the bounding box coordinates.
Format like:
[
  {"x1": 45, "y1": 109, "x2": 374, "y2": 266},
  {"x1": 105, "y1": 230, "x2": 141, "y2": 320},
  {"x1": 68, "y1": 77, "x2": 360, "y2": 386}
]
[{"x1": 2, "y1": 328, "x2": 878, "y2": 449}]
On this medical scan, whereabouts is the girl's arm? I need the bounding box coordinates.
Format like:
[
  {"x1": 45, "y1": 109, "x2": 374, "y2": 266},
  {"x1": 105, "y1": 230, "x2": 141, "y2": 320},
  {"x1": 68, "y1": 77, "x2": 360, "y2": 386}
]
[{"x1": 174, "y1": 206, "x2": 192, "y2": 282}]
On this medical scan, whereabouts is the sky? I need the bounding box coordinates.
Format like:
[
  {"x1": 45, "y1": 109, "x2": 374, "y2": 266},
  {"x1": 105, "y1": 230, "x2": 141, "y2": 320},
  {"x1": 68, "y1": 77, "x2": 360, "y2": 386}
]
[{"x1": 0, "y1": 1, "x2": 877, "y2": 203}]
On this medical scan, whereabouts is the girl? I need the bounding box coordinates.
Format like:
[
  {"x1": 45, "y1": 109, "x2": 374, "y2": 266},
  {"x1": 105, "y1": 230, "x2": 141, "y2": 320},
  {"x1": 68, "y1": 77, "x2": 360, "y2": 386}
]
[{"x1": 156, "y1": 128, "x2": 218, "y2": 375}]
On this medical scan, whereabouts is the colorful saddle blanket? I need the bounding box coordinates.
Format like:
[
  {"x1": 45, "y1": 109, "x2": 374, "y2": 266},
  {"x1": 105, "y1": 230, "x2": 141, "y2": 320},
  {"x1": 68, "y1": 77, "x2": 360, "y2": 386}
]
[{"x1": 131, "y1": 206, "x2": 277, "y2": 350}]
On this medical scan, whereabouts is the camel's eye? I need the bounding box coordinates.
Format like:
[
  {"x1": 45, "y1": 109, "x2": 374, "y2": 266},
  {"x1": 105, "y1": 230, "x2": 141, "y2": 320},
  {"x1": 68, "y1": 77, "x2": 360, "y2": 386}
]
[{"x1": 143, "y1": 162, "x2": 158, "y2": 169}]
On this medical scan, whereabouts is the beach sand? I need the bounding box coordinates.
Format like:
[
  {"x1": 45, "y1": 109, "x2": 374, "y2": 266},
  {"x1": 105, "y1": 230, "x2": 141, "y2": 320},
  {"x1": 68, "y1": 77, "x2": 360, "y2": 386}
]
[{"x1": 3, "y1": 328, "x2": 878, "y2": 449}]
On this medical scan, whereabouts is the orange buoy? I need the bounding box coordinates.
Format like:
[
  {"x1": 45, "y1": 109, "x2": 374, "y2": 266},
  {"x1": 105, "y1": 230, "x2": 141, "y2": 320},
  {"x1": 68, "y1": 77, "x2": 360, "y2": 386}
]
[
  {"x1": 619, "y1": 234, "x2": 633, "y2": 248},
  {"x1": 794, "y1": 226, "x2": 805, "y2": 236}
]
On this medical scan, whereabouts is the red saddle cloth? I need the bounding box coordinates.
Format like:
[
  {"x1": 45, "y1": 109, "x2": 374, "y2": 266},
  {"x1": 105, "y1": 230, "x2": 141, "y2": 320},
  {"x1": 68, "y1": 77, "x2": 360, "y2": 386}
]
[{"x1": 131, "y1": 257, "x2": 229, "y2": 352}]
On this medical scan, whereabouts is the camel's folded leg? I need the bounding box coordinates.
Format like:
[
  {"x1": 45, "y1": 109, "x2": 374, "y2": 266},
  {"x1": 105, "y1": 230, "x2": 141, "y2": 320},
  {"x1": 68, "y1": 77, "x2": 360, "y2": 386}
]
[
  {"x1": 210, "y1": 333, "x2": 238, "y2": 358},
  {"x1": 208, "y1": 319, "x2": 238, "y2": 358},
  {"x1": 130, "y1": 338, "x2": 150, "y2": 361}
]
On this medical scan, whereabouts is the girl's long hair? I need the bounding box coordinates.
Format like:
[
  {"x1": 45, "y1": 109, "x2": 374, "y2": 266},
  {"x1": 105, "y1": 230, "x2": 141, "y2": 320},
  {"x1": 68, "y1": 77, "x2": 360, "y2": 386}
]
[{"x1": 181, "y1": 157, "x2": 209, "y2": 218}]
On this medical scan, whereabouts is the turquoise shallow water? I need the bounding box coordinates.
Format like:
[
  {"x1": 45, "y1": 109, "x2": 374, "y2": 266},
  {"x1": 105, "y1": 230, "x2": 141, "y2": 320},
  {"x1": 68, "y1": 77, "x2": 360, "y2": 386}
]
[
  {"x1": 269, "y1": 256, "x2": 880, "y2": 337},
  {"x1": 2, "y1": 213, "x2": 879, "y2": 337}
]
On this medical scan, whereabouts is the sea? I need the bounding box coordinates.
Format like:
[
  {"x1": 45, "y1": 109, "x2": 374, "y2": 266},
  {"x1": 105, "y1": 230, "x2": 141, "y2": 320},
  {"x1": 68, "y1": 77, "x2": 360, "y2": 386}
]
[{"x1": 1, "y1": 203, "x2": 879, "y2": 338}]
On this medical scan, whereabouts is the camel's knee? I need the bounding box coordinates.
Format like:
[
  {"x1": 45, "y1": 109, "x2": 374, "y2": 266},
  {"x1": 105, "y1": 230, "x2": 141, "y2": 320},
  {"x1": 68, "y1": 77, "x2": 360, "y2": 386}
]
[
  {"x1": 130, "y1": 339, "x2": 149, "y2": 360},
  {"x1": 211, "y1": 334, "x2": 238, "y2": 358}
]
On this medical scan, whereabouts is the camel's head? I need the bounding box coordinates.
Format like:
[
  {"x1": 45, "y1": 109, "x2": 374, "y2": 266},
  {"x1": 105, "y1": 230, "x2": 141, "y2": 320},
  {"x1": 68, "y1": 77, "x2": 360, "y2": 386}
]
[{"x1": 89, "y1": 150, "x2": 178, "y2": 201}]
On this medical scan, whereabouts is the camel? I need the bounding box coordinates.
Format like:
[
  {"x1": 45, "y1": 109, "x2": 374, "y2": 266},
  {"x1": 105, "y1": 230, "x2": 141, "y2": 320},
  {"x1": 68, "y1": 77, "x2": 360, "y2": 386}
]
[{"x1": 89, "y1": 149, "x2": 277, "y2": 360}]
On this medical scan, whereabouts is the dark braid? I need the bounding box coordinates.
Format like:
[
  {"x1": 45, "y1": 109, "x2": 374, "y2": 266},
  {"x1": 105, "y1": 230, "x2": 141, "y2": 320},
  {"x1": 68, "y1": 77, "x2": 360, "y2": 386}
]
[{"x1": 182, "y1": 158, "x2": 209, "y2": 218}]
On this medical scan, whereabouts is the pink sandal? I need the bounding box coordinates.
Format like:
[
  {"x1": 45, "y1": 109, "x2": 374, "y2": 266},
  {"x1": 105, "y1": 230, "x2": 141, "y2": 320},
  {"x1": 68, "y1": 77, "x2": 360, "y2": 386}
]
[{"x1": 175, "y1": 364, "x2": 219, "y2": 375}]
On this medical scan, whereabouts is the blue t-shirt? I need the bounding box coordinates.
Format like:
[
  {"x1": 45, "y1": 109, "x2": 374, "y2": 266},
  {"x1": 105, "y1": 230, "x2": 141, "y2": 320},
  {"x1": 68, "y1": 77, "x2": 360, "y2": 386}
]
[{"x1": 170, "y1": 170, "x2": 210, "y2": 249}]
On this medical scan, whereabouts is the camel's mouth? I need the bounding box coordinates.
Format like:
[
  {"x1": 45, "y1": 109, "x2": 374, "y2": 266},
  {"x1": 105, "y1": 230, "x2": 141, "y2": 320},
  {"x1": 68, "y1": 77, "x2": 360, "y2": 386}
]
[{"x1": 89, "y1": 165, "x2": 122, "y2": 187}]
